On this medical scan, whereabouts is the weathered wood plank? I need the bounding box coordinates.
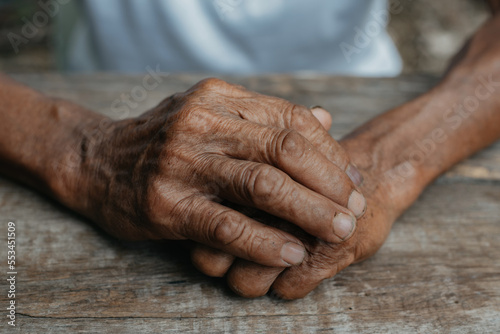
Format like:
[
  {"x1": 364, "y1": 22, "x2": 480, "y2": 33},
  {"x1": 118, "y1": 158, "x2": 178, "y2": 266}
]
[
  {"x1": 0, "y1": 179, "x2": 499, "y2": 333},
  {"x1": 1, "y1": 74, "x2": 499, "y2": 333},
  {"x1": 14, "y1": 309, "x2": 500, "y2": 334}
]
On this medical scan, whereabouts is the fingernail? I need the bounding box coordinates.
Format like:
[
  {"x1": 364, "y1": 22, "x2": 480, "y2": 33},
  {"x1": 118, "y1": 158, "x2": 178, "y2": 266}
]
[
  {"x1": 309, "y1": 105, "x2": 327, "y2": 116},
  {"x1": 281, "y1": 242, "x2": 305, "y2": 266},
  {"x1": 333, "y1": 213, "x2": 356, "y2": 241},
  {"x1": 348, "y1": 190, "x2": 367, "y2": 218},
  {"x1": 346, "y1": 163, "x2": 364, "y2": 186}
]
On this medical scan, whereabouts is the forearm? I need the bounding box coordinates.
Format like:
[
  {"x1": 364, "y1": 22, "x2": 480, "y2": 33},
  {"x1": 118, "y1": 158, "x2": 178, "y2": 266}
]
[
  {"x1": 341, "y1": 15, "x2": 500, "y2": 212},
  {"x1": 0, "y1": 74, "x2": 106, "y2": 206}
]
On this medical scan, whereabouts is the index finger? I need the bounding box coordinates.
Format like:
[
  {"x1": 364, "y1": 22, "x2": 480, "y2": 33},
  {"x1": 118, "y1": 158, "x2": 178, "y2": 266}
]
[{"x1": 232, "y1": 95, "x2": 363, "y2": 185}]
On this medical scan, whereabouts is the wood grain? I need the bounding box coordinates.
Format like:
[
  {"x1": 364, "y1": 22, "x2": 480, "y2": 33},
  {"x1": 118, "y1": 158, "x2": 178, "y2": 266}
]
[{"x1": 1, "y1": 74, "x2": 499, "y2": 333}]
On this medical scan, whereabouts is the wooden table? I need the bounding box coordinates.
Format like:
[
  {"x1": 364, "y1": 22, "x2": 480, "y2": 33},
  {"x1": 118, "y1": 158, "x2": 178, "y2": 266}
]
[{"x1": 1, "y1": 74, "x2": 499, "y2": 333}]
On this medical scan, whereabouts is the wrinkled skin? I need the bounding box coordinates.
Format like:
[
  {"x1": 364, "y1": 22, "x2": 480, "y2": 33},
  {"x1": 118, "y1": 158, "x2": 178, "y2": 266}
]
[
  {"x1": 1, "y1": 4, "x2": 499, "y2": 302},
  {"x1": 191, "y1": 12, "x2": 500, "y2": 299},
  {"x1": 0, "y1": 74, "x2": 363, "y2": 284},
  {"x1": 53, "y1": 78, "x2": 366, "y2": 268},
  {"x1": 192, "y1": 132, "x2": 404, "y2": 299}
]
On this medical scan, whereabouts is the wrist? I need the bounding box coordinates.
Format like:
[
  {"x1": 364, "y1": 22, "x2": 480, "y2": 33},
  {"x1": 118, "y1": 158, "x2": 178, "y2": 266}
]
[
  {"x1": 339, "y1": 87, "x2": 453, "y2": 216},
  {"x1": 342, "y1": 62, "x2": 500, "y2": 214},
  {"x1": 43, "y1": 99, "x2": 112, "y2": 216}
]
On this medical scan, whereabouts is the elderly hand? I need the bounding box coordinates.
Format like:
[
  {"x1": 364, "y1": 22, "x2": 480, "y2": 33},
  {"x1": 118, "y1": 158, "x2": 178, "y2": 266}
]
[
  {"x1": 72, "y1": 78, "x2": 366, "y2": 268},
  {"x1": 189, "y1": 134, "x2": 413, "y2": 299},
  {"x1": 190, "y1": 12, "x2": 500, "y2": 294},
  {"x1": 224, "y1": 165, "x2": 396, "y2": 299},
  {"x1": 189, "y1": 140, "x2": 397, "y2": 298}
]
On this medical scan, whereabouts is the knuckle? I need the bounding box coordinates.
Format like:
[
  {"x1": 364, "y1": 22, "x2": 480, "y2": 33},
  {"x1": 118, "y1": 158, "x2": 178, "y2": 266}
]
[
  {"x1": 139, "y1": 181, "x2": 195, "y2": 240},
  {"x1": 176, "y1": 106, "x2": 200, "y2": 129},
  {"x1": 193, "y1": 77, "x2": 227, "y2": 91},
  {"x1": 176, "y1": 106, "x2": 220, "y2": 135},
  {"x1": 211, "y1": 211, "x2": 246, "y2": 246},
  {"x1": 289, "y1": 104, "x2": 315, "y2": 130},
  {"x1": 247, "y1": 165, "x2": 288, "y2": 203},
  {"x1": 277, "y1": 129, "x2": 307, "y2": 160},
  {"x1": 193, "y1": 78, "x2": 249, "y2": 99}
]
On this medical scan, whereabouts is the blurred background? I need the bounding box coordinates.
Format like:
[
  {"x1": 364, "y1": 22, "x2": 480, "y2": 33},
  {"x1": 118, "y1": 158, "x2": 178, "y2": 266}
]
[{"x1": 0, "y1": 0, "x2": 490, "y2": 74}]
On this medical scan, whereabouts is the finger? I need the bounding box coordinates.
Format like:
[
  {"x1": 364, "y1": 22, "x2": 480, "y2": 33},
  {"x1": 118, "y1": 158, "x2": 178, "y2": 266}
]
[
  {"x1": 310, "y1": 105, "x2": 332, "y2": 131},
  {"x1": 227, "y1": 259, "x2": 284, "y2": 298},
  {"x1": 175, "y1": 196, "x2": 307, "y2": 267},
  {"x1": 288, "y1": 105, "x2": 364, "y2": 187},
  {"x1": 202, "y1": 157, "x2": 357, "y2": 243},
  {"x1": 217, "y1": 121, "x2": 366, "y2": 218},
  {"x1": 190, "y1": 244, "x2": 235, "y2": 277},
  {"x1": 233, "y1": 98, "x2": 363, "y2": 185},
  {"x1": 238, "y1": 101, "x2": 348, "y2": 168},
  {"x1": 271, "y1": 245, "x2": 356, "y2": 300}
]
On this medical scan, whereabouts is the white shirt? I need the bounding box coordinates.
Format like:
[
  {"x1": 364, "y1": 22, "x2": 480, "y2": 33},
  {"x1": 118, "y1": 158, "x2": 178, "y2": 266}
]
[{"x1": 56, "y1": 0, "x2": 402, "y2": 76}]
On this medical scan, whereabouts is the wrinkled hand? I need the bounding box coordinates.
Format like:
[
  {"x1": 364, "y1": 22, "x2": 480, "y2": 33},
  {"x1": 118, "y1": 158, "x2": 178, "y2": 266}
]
[
  {"x1": 227, "y1": 177, "x2": 397, "y2": 299},
  {"x1": 78, "y1": 78, "x2": 366, "y2": 268},
  {"x1": 191, "y1": 154, "x2": 398, "y2": 298}
]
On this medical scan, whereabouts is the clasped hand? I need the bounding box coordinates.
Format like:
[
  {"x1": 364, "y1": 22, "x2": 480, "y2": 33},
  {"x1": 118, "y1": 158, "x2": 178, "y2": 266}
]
[{"x1": 77, "y1": 78, "x2": 368, "y2": 296}]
